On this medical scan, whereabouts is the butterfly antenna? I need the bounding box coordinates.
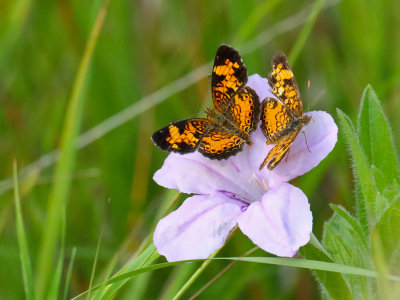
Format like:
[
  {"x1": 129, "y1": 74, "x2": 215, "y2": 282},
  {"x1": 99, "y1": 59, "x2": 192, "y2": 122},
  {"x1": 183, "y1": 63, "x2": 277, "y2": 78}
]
[
  {"x1": 205, "y1": 73, "x2": 212, "y2": 108},
  {"x1": 307, "y1": 80, "x2": 311, "y2": 112}
]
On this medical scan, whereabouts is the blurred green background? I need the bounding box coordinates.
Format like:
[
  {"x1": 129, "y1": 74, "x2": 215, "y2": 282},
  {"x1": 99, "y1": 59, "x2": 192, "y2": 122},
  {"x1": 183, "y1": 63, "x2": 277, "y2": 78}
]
[{"x1": 1, "y1": 0, "x2": 400, "y2": 298}]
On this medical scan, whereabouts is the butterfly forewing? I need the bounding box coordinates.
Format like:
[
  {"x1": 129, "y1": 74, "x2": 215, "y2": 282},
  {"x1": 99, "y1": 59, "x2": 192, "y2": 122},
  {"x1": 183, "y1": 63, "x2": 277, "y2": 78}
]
[
  {"x1": 212, "y1": 45, "x2": 247, "y2": 111},
  {"x1": 151, "y1": 119, "x2": 208, "y2": 153},
  {"x1": 226, "y1": 86, "x2": 260, "y2": 136},
  {"x1": 268, "y1": 51, "x2": 303, "y2": 114}
]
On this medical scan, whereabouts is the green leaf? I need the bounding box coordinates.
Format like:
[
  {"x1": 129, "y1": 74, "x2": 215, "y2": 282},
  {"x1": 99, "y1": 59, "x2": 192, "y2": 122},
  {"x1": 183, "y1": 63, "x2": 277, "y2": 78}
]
[
  {"x1": 374, "y1": 193, "x2": 400, "y2": 268},
  {"x1": 13, "y1": 161, "x2": 35, "y2": 300},
  {"x1": 371, "y1": 165, "x2": 389, "y2": 194},
  {"x1": 300, "y1": 243, "x2": 353, "y2": 300},
  {"x1": 337, "y1": 108, "x2": 378, "y2": 226},
  {"x1": 357, "y1": 85, "x2": 400, "y2": 190},
  {"x1": 323, "y1": 205, "x2": 374, "y2": 299},
  {"x1": 383, "y1": 180, "x2": 400, "y2": 204}
]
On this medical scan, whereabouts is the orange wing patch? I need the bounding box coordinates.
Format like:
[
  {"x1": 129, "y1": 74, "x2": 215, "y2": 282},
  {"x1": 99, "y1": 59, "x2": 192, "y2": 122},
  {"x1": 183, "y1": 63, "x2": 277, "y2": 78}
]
[
  {"x1": 259, "y1": 51, "x2": 311, "y2": 170},
  {"x1": 227, "y1": 87, "x2": 260, "y2": 136},
  {"x1": 212, "y1": 45, "x2": 247, "y2": 110},
  {"x1": 268, "y1": 51, "x2": 303, "y2": 114},
  {"x1": 260, "y1": 98, "x2": 294, "y2": 144},
  {"x1": 198, "y1": 129, "x2": 246, "y2": 159}
]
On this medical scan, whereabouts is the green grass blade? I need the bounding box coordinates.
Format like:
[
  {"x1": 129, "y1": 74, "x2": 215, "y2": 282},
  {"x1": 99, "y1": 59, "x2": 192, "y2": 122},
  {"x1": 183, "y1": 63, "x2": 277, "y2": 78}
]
[
  {"x1": 71, "y1": 255, "x2": 400, "y2": 299},
  {"x1": 94, "y1": 243, "x2": 159, "y2": 300},
  {"x1": 47, "y1": 251, "x2": 64, "y2": 300},
  {"x1": 63, "y1": 247, "x2": 77, "y2": 300},
  {"x1": 35, "y1": 1, "x2": 110, "y2": 298},
  {"x1": 88, "y1": 204, "x2": 106, "y2": 300},
  {"x1": 233, "y1": 0, "x2": 283, "y2": 45},
  {"x1": 172, "y1": 249, "x2": 219, "y2": 300},
  {"x1": 288, "y1": 0, "x2": 326, "y2": 65},
  {"x1": 0, "y1": 0, "x2": 33, "y2": 66},
  {"x1": 159, "y1": 264, "x2": 197, "y2": 300},
  {"x1": 13, "y1": 161, "x2": 34, "y2": 300}
]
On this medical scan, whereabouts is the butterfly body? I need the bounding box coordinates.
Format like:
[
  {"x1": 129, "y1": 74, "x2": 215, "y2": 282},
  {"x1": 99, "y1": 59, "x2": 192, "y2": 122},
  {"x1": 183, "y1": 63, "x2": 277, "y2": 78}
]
[
  {"x1": 259, "y1": 51, "x2": 311, "y2": 170},
  {"x1": 152, "y1": 45, "x2": 260, "y2": 160}
]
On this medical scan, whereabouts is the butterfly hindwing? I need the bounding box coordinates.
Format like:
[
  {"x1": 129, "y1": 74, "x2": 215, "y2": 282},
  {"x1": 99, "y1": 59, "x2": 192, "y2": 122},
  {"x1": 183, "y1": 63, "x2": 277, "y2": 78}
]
[
  {"x1": 226, "y1": 86, "x2": 260, "y2": 136},
  {"x1": 260, "y1": 97, "x2": 296, "y2": 144},
  {"x1": 198, "y1": 128, "x2": 246, "y2": 160},
  {"x1": 259, "y1": 128, "x2": 301, "y2": 170}
]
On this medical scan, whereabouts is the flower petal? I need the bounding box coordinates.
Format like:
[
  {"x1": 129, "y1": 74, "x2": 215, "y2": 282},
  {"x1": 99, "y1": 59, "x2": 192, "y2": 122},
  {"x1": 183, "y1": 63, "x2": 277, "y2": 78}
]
[
  {"x1": 153, "y1": 194, "x2": 242, "y2": 262},
  {"x1": 153, "y1": 150, "x2": 265, "y2": 200},
  {"x1": 238, "y1": 183, "x2": 312, "y2": 257},
  {"x1": 247, "y1": 74, "x2": 276, "y2": 102},
  {"x1": 253, "y1": 110, "x2": 338, "y2": 188}
]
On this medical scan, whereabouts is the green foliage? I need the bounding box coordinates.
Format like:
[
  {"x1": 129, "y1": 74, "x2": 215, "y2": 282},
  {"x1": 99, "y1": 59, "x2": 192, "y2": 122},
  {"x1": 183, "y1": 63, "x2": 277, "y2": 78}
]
[
  {"x1": 302, "y1": 85, "x2": 400, "y2": 299},
  {"x1": 337, "y1": 108, "x2": 377, "y2": 226},
  {"x1": 300, "y1": 243, "x2": 353, "y2": 300},
  {"x1": 357, "y1": 86, "x2": 400, "y2": 192}
]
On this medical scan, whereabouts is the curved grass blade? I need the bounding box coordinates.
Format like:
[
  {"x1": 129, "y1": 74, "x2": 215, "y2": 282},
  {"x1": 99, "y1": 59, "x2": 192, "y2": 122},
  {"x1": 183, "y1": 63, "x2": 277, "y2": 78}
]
[
  {"x1": 71, "y1": 255, "x2": 400, "y2": 299},
  {"x1": 63, "y1": 247, "x2": 77, "y2": 300},
  {"x1": 13, "y1": 161, "x2": 34, "y2": 300},
  {"x1": 93, "y1": 243, "x2": 159, "y2": 300}
]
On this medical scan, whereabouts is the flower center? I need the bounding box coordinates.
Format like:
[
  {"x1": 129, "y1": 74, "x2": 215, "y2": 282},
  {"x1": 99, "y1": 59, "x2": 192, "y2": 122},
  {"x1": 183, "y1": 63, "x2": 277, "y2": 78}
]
[
  {"x1": 249, "y1": 172, "x2": 269, "y2": 191},
  {"x1": 216, "y1": 190, "x2": 250, "y2": 211}
]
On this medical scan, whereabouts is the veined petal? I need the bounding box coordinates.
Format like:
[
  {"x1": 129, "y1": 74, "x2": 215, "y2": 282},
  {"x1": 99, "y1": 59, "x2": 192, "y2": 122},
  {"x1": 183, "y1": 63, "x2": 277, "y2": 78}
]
[
  {"x1": 153, "y1": 151, "x2": 265, "y2": 200},
  {"x1": 253, "y1": 111, "x2": 338, "y2": 188},
  {"x1": 153, "y1": 194, "x2": 242, "y2": 262},
  {"x1": 238, "y1": 183, "x2": 312, "y2": 257}
]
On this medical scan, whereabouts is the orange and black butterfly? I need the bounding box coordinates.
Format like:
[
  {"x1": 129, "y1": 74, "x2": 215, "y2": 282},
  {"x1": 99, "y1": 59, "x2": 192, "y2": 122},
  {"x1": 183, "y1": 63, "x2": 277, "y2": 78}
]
[
  {"x1": 259, "y1": 51, "x2": 311, "y2": 170},
  {"x1": 152, "y1": 45, "x2": 260, "y2": 160}
]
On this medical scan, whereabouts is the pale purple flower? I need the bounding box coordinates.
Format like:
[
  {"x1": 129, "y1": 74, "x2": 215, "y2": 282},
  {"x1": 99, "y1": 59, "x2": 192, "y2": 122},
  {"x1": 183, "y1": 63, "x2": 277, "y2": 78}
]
[{"x1": 153, "y1": 74, "x2": 338, "y2": 262}]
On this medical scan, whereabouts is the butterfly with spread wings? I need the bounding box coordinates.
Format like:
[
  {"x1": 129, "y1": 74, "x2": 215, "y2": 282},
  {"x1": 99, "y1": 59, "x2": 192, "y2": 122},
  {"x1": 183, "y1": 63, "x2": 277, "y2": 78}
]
[
  {"x1": 152, "y1": 45, "x2": 260, "y2": 160},
  {"x1": 259, "y1": 51, "x2": 311, "y2": 170}
]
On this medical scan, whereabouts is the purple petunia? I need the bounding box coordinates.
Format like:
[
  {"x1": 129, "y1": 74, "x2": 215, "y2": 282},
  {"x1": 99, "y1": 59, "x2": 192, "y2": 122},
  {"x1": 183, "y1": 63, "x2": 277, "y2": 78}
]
[{"x1": 153, "y1": 74, "x2": 338, "y2": 262}]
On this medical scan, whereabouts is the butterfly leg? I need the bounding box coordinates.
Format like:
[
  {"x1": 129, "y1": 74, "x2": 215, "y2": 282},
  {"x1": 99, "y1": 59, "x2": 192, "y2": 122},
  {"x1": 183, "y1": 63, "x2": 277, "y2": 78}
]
[
  {"x1": 285, "y1": 147, "x2": 291, "y2": 162},
  {"x1": 302, "y1": 131, "x2": 311, "y2": 153}
]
